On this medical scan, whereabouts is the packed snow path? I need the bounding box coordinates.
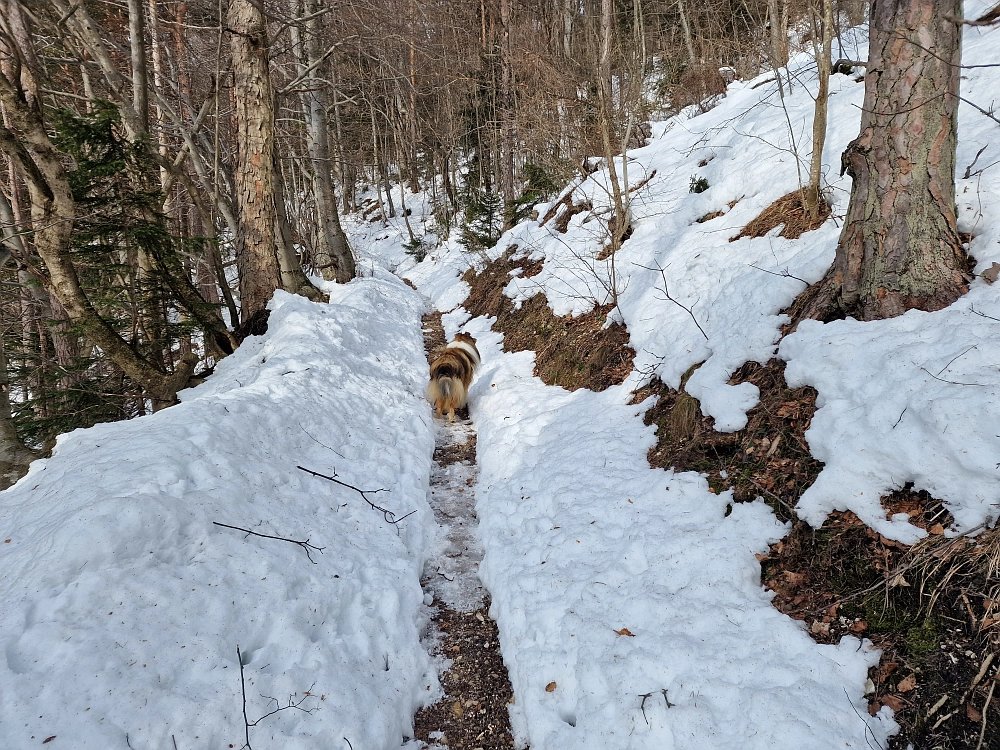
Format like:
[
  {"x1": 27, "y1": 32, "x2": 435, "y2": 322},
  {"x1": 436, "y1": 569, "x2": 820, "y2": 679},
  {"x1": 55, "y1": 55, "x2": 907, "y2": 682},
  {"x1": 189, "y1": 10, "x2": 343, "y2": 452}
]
[{"x1": 413, "y1": 311, "x2": 518, "y2": 750}]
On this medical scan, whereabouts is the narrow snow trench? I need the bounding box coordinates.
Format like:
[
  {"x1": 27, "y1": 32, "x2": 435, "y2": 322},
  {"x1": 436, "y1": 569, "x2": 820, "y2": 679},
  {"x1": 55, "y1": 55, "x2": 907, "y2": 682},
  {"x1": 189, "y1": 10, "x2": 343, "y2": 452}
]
[{"x1": 413, "y1": 310, "x2": 519, "y2": 750}]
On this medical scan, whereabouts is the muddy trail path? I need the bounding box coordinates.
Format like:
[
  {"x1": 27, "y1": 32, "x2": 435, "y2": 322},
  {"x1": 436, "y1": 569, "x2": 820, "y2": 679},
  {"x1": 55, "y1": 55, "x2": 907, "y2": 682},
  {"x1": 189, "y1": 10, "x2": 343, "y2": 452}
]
[{"x1": 413, "y1": 310, "x2": 519, "y2": 750}]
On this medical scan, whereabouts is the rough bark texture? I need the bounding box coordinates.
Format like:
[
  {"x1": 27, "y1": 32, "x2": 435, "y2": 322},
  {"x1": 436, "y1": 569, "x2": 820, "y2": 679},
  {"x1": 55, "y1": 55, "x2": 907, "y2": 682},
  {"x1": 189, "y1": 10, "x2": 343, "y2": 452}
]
[
  {"x1": 302, "y1": 0, "x2": 355, "y2": 283},
  {"x1": 802, "y1": 0, "x2": 971, "y2": 322},
  {"x1": 228, "y1": 0, "x2": 283, "y2": 322}
]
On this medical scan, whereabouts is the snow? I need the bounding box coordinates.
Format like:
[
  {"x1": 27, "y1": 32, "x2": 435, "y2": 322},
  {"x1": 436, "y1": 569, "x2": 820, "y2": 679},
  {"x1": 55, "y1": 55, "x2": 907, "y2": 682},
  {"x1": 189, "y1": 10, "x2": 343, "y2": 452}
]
[
  {"x1": 357, "y1": 2, "x2": 1000, "y2": 544},
  {"x1": 0, "y1": 281, "x2": 439, "y2": 749},
  {"x1": 464, "y1": 320, "x2": 895, "y2": 749},
  {"x1": 339, "y1": 4, "x2": 1000, "y2": 748},
  {"x1": 3, "y1": 4, "x2": 1000, "y2": 750}
]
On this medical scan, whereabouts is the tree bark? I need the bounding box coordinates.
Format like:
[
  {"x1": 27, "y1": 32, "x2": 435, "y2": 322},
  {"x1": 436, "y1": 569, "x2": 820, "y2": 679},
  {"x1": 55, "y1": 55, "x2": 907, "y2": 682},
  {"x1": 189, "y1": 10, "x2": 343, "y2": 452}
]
[
  {"x1": 227, "y1": 0, "x2": 322, "y2": 305},
  {"x1": 767, "y1": 0, "x2": 789, "y2": 68},
  {"x1": 0, "y1": 335, "x2": 35, "y2": 489},
  {"x1": 498, "y1": 0, "x2": 516, "y2": 204},
  {"x1": 800, "y1": 0, "x2": 970, "y2": 321},
  {"x1": 300, "y1": 0, "x2": 355, "y2": 282},
  {"x1": 678, "y1": 0, "x2": 697, "y2": 66},
  {"x1": 228, "y1": 0, "x2": 285, "y2": 321},
  {"x1": 804, "y1": 0, "x2": 832, "y2": 219}
]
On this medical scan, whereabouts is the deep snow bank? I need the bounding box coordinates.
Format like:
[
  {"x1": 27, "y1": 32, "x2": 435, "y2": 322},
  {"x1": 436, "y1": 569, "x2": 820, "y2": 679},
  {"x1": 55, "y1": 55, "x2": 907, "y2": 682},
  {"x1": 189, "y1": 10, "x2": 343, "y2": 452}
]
[
  {"x1": 453, "y1": 316, "x2": 895, "y2": 750},
  {"x1": 0, "y1": 280, "x2": 437, "y2": 749}
]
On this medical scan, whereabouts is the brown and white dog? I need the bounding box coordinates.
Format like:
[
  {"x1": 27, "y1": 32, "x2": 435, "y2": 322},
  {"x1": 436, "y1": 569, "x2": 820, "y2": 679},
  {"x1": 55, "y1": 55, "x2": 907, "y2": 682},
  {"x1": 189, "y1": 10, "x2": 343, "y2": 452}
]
[{"x1": 427, "y1": 332, "x2": 480, "y2": 421}]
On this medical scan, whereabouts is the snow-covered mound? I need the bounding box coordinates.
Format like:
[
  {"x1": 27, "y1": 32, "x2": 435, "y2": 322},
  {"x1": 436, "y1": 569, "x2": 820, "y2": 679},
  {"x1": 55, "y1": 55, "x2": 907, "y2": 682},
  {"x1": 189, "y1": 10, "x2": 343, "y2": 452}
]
[
  {"x1": 0, "y1": 280, "x2": 437, "y2": 749},
  {"x1": 464, "y1": 318, "x2": 894, "y2": 750}
]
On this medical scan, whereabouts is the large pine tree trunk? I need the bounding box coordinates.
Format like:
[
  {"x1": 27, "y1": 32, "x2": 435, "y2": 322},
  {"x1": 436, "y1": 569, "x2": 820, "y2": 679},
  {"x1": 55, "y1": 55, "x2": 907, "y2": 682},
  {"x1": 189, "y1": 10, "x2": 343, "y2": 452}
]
[
  {"x1": 228, "y1": 0, "x2": 283, "y2": 322},
  {"x1": 802, "y1": 0, "x2": 971, "y2": 321}
]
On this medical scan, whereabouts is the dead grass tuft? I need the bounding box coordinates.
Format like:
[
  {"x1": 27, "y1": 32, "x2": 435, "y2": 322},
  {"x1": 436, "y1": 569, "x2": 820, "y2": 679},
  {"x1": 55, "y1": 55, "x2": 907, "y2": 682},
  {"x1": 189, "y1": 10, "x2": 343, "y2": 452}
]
[
  {"x1": 730, "y1": 190, "x2": 831, "y2": 242},
  {"x1": 762, "y1": 484, "x2": 1000, "y2": 749},
  {"x1": 462, "y1": 248, "x2": 633, "y2": 392}
]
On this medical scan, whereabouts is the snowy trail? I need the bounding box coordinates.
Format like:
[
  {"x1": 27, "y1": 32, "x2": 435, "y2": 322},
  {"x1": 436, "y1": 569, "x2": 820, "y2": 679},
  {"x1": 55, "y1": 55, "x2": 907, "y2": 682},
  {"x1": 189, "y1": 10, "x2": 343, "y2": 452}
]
[
  {"x1": 411, "y1": 311, "x2": 518, "y2": 750},
  {"x1": 461, "y1": 318, "x2": 895, "y2": 750},
  {"x1": 421, "y1": 418, "x2": 485, "y2": 611}
]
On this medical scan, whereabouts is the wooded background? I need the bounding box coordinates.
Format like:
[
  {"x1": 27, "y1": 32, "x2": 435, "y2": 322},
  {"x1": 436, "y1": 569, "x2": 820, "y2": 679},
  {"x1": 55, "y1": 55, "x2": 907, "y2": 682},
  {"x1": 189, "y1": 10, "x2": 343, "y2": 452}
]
[{"x1": 0, "y1": 0, "x2": 968, "y2": 485}]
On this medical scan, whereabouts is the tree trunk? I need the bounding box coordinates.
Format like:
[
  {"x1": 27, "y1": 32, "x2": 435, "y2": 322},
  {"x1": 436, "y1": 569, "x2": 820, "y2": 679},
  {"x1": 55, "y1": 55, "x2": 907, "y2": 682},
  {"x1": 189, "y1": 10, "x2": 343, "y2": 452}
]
[
  {"x1": 498, "y1": 0, "x2": 516, "y2": 204},
  {"x1": 678, "y1": 0, "x2": 697, "y2": 66},
  {"x1": 272, "y1": 157, "x2": 325, "y2": 301},
  {"x1": 804, "y1": 0, "x2": 832, "y2": 219},
  {"x1": 126, "y1": 0, "x2": 150, "y2": 135},
  {"x1": 228, "y1": 0, "x2": 284, "y2": 321},
  {"x1": 0, "y1": 71, "x2": 197, "y2": 408},
  {"x1": 597, "y1": 0, "x2": 626, "y2": 256},
  {"x1": 767, "y1": 0, "x2": 789, "y2": 68},
  {"x1": 301, "y1": 0, "x2": 356, "y2": 283},
  {"x1": 800, "y1": 0, "x2": 970, "y2": 321},
  {"x1": 0, "y1": 336, "x2": 35, "y2": 489}
]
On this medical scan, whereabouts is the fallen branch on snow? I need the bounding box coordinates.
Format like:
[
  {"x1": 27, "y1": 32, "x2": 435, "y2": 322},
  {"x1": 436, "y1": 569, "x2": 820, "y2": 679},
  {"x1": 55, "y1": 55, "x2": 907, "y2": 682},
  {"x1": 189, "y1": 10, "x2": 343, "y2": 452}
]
[
  {"x1": 297, "y1": 465, "x2": 417, "y2": 527},
  {"x1": 213, "y1": 522, "x2": 325, "y2": 563},
  {"x1": 236, "y1": 644, "x2": 317, "y2": 750}
]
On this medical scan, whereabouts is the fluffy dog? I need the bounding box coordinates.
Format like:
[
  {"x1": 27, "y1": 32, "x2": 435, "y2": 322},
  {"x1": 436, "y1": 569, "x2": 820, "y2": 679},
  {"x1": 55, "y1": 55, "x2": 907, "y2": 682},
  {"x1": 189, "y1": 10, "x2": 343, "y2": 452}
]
[{"x1": 427, "y1": 332, "x2": 480, "y2": 421}]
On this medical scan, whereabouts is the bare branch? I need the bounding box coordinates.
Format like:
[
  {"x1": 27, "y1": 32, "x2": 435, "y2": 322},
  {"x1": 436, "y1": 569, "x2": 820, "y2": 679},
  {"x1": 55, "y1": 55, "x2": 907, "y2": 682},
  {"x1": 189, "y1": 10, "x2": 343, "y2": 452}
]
[
  {"x1": 297, "y1": 465, "x2": 416, "y2": 527},
  {"x1": 213, "y1": 522, "x2": 325, "y2": 563}
]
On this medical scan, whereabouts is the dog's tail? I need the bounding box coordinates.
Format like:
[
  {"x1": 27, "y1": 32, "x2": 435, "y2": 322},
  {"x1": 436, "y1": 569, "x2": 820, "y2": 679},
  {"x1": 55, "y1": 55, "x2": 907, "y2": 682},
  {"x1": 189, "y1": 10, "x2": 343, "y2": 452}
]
[
  {"x1": 426, "y1": 375, "x2": 467, "y2": 416},
  {"x1": 438, "y1": 377, "x2": 453, "y2": 400}
]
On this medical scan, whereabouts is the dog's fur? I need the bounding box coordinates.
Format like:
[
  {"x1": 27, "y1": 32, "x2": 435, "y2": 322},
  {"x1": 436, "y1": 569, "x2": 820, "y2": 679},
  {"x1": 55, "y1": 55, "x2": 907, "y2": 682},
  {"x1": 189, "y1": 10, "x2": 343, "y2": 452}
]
[{"x1": 427, "y1": 332, "x2": 480, "y2": 421}]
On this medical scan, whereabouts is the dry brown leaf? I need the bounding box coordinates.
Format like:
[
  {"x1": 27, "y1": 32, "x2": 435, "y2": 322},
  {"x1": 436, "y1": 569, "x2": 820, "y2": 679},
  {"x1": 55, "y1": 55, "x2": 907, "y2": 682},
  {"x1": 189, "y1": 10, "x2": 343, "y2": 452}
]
[
  {"x1": 982, "y1": 262, "x2": 1000, "y2": 284},
  {"x1": 545, "y1": 681, "x2": 557, "y2": 692},
  {"x1": 878, "y1": 661, "x2": 899, "y2": 680},
  {"x1": 967, "y1": 702, "x2": 982, "y2": 722},
  {"x1": 809, "y1": 620, "x2": 831, "y2": 636},
  {"x1": 881, "y1": 694, "x2": 905, "y2": 712},
  {"x1": 897, "y1": 674, "x2": 917, "y2": 693},
  {"x1": 929, "y1": 523, "x2": 945, "y2": 535},
  {"x1": 615, "y1": 627, "x2": 635, "y2": 637},
  {"x1": 452, "y1": 700, "x2": 464, "y2": 718},
  {"x1": 849, "y1": 620, "x2": 869, "y2": 633}
]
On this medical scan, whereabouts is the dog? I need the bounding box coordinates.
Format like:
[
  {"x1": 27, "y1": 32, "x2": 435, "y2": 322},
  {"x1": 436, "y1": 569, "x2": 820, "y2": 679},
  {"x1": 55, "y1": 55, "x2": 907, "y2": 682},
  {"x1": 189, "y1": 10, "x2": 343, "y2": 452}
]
[{"x1": 427, "y1": 332, "x2": 480, "y2": 421}]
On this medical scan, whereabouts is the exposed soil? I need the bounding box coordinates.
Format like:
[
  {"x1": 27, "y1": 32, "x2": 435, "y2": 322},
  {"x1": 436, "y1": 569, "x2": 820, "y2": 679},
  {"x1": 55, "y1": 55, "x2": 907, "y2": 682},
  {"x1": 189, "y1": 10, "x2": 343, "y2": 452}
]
[
  {"x1": 463, "y1": 246, "x2": 634, "y2": 392},
  {"x1": 414, "y1": 600, "x2": 518, "y2": 750},
  {"x1": 638, "y1": 357, "x2": 1000, "y2": 748},
  {"x1": 637, "y1": 359, "x2": 822, "y2": 519},
  {"x1": 730, "y1": 189, "x2": 831, "y2": 242},
  {"x1": 761, "y1": 494, "x2": 1000, "y2": 750},
  {"x1": 414, "y1": 309, "x2": 519, "y2": 750}
]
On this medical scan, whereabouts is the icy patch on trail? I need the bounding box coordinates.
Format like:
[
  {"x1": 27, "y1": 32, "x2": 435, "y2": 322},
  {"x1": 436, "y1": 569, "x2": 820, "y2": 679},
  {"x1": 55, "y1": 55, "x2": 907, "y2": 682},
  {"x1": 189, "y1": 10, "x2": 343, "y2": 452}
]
[
  {"x1": 0, "y1": 281, "x2": 437, "y2": 750},
  {"x1": 423, "y1": 420, "x2": 486, "y2": 612},
  {"x1": 464, "y1": 319, "x2": 895, "y2": 750}
]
